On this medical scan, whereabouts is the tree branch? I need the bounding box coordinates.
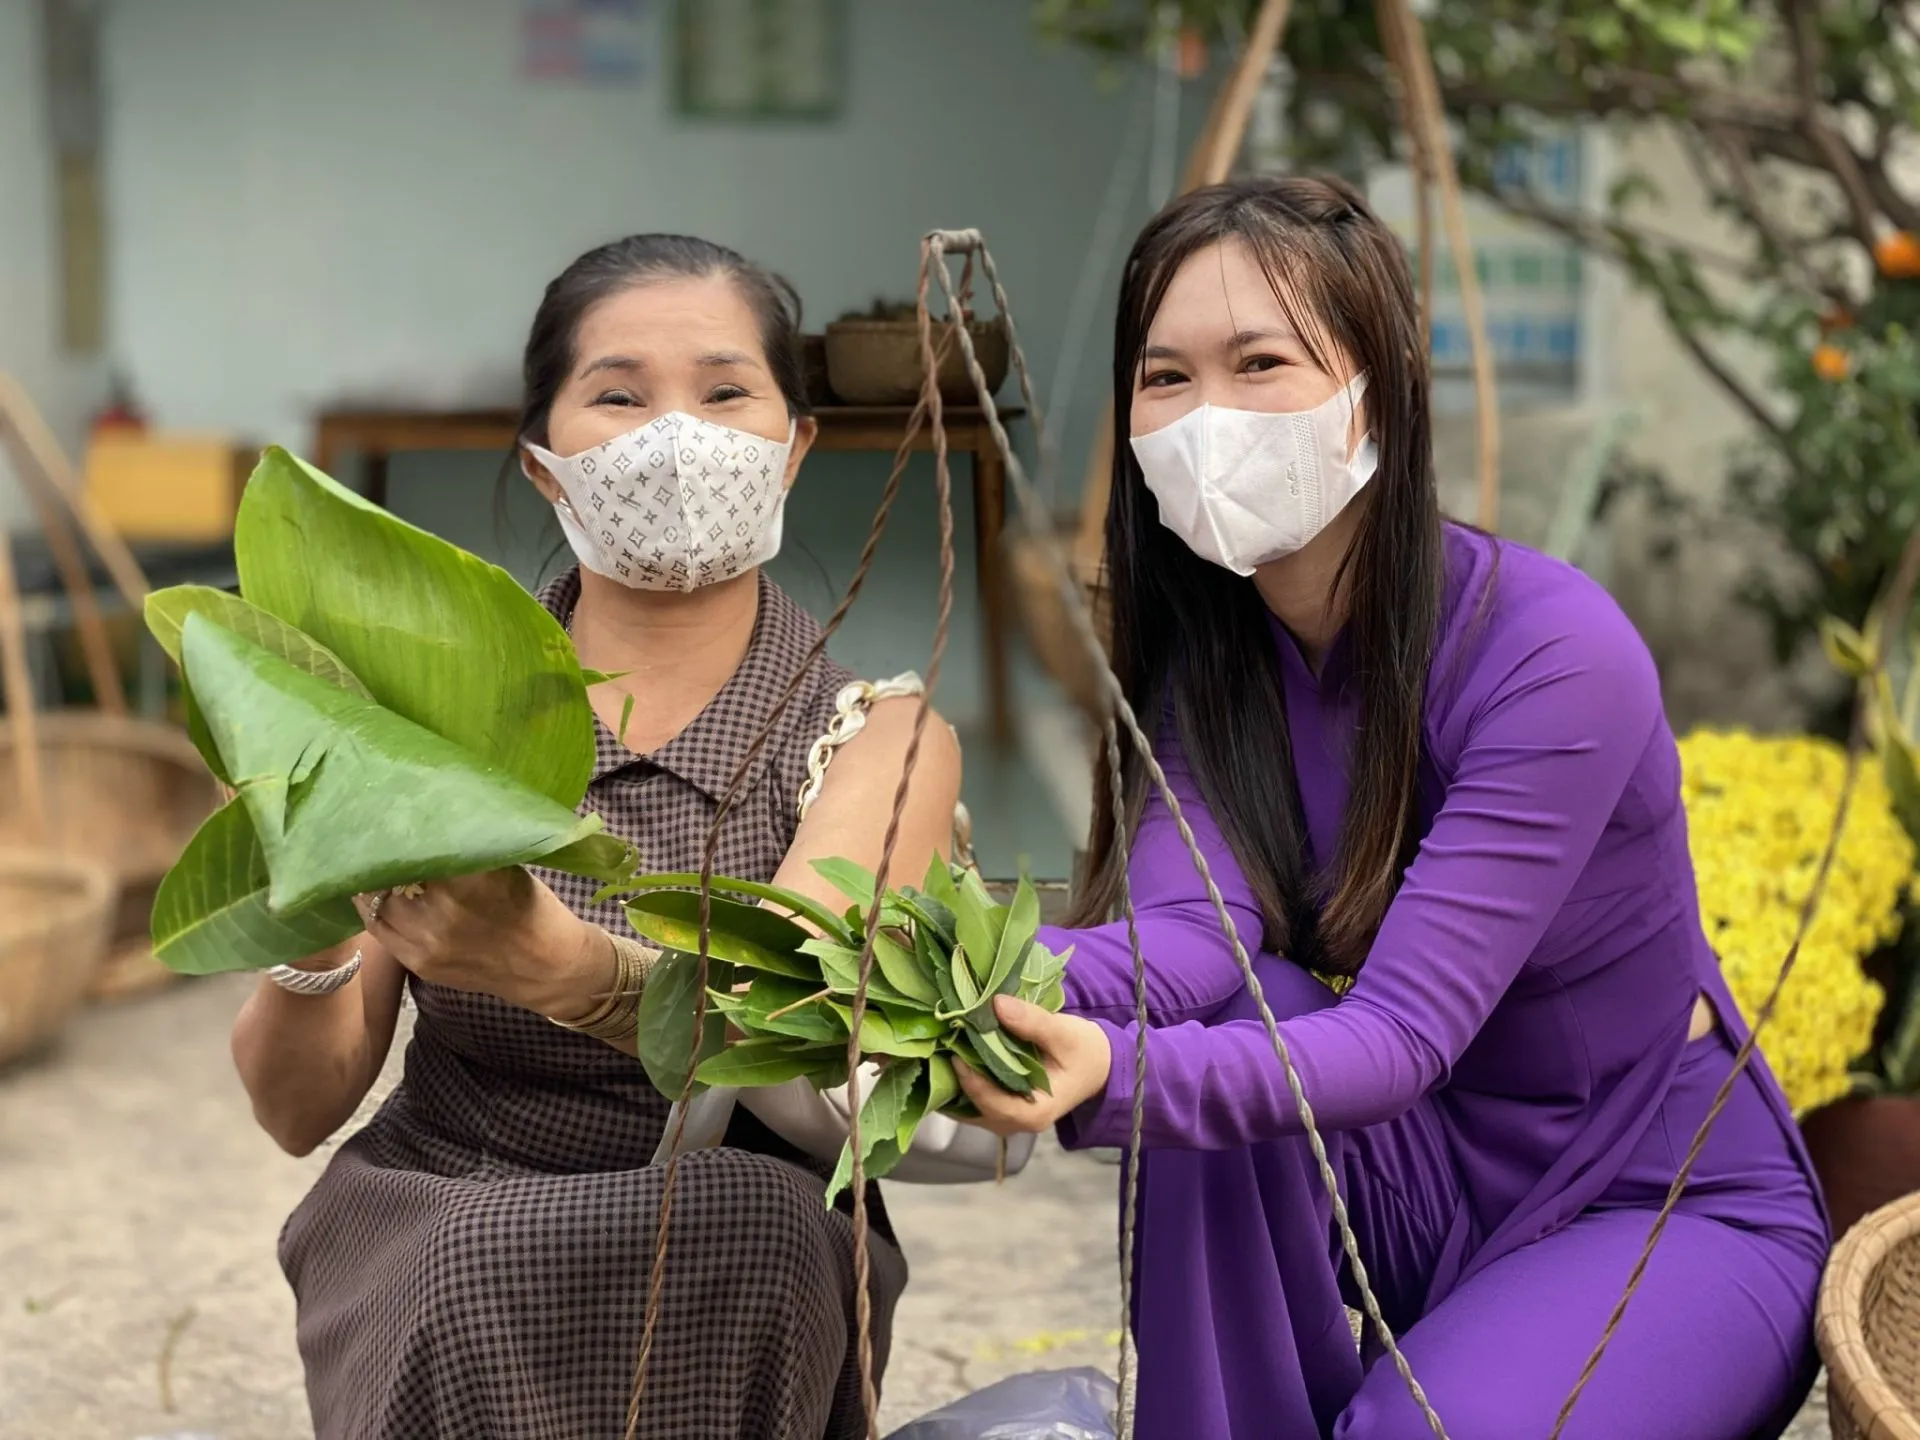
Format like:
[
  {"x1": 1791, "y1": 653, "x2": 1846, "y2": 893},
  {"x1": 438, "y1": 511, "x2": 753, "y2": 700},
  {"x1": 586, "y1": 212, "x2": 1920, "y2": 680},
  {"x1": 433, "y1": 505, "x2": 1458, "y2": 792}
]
[
  {"x1": 1782, "y1": 0, "x2": 1890, "y2": 244},
  {"x1": 1475, "y1": 182, "x2": 1768, "y2": 287},
  {"x1": 1659, "y1": 303, "x2": 1793, "y2": 450},
  {"x1": 1699, "y1": 122, "x2": 1848, "y2": 304},
  {"x1": 1473, "y1": 184, "x2": 1793, "y2": 452}
]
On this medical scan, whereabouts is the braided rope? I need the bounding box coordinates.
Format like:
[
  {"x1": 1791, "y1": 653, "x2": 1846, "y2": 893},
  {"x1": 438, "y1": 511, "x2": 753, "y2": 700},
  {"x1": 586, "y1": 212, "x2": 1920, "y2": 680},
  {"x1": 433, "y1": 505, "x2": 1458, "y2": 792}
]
[
  {"x1": 623, "y1": 383, "x2": 946, "y2": 1439},
  {"x1": 835, "y1": 246, "x2": 965, "y2": 1436},
  {"x1": 1548, "y1": 525, "x2": 1920, "y2": 1432},
  {"x1": 923, "y1": 228, "x2": 1449, "y2": 1438},
  {"x1": 1546, "y1": 743, "x2": 1860, "y2": 1437},
  {"x1": 1104, "y1": 716, "x2": 1150, "y2": 1431}
]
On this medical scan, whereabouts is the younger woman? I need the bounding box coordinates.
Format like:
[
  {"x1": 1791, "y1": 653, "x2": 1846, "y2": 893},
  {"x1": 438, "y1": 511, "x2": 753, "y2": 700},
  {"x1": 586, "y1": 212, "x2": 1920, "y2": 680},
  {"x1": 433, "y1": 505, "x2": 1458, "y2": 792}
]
[{"x1": 962, "y1": 177, "x2": 1827, "y2": 1440}]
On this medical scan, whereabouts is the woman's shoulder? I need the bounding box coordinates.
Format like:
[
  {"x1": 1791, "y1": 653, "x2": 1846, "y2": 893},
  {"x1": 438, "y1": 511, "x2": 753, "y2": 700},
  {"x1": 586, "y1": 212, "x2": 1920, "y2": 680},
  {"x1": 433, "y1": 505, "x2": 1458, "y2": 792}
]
[
  {"x1": 1434, "y1": 525, "x2": 1660, "y2": 724},
  {"x1": 757, "y1": 576, "x2": 857, "y2": 709}
]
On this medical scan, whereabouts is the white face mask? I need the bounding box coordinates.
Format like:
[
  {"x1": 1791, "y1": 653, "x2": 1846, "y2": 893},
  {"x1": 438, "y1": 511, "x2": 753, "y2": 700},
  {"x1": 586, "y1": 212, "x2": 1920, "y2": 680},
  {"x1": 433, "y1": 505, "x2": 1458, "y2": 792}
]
[
  {"x1": 1130, "y1": 374, "x2": 1377, "y2": 575},
  {"x1": 524, "y1": 412, "x2": 795, "y2": 592}
]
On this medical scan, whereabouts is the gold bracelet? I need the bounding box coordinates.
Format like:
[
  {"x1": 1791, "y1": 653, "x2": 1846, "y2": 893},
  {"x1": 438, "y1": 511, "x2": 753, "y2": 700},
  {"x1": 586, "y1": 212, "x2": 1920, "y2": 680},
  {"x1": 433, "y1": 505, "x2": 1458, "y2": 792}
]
[{"x1": 549, "y1": 933, "x2": 659, "y2": 1043}]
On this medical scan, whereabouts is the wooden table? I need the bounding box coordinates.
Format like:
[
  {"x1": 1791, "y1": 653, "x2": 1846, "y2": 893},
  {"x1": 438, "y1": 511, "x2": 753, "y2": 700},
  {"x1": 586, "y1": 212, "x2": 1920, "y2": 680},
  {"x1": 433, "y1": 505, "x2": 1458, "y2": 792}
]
[{"x1": 313, "y1": 404, "x2": 1023, "y2": 746}]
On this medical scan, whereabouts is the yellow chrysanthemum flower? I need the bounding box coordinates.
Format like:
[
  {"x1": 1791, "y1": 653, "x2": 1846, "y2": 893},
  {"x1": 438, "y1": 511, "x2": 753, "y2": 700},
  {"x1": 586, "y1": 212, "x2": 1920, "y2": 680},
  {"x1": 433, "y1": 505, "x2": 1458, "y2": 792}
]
[{"x1": 1678, "y1": 729, "x2": 1915, "y2": 1114}]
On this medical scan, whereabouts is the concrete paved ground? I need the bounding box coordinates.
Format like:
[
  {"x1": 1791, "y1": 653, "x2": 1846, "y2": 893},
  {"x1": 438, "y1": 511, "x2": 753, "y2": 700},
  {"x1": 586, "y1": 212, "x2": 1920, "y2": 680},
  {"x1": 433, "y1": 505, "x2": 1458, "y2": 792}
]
[{"x1": 0, "y1": 975, "x2": 1830, "y2": 1439}]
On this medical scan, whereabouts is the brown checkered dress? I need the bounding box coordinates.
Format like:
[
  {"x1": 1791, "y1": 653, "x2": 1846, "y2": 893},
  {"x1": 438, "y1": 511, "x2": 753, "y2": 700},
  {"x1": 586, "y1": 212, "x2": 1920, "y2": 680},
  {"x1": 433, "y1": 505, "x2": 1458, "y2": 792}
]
[{"x1": 279, "y1": 569, "x2": 909, "y2": 1440}]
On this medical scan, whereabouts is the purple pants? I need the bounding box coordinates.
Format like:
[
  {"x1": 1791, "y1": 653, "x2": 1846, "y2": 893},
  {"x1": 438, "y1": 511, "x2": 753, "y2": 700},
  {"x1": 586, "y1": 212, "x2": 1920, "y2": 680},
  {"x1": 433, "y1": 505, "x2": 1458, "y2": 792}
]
[{"x1": 1126, "y1": 969, "x2": 1827, "y2": 1439}]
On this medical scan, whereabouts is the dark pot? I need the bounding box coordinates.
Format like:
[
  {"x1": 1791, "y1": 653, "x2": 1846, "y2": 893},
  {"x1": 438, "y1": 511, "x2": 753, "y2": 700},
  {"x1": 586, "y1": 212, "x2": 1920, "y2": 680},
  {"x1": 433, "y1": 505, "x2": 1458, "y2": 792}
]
[
  {"x1": 823, "y1": 318, "x2": 1009, "y2": 406},
  {"x1": 1799, "y1": 1093, "x2": 1920, "y2": 1239}
]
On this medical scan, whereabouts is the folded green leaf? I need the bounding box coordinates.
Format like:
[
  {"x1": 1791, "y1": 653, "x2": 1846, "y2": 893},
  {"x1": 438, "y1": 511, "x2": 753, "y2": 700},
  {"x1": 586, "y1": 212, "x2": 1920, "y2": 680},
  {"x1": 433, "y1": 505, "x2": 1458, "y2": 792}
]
[
  {"x1": 538, "y1": 833, "x2": 639, "y2": 884},
  {"x1": 625, "y1": 890, "x2": 818, "y2": 979},
  {"x1": 611, "y1": 872, "x2": 852, "y2": 941},
  {"x1": 826, "y1": 1060, "x2": 922, "y2": 1205},
  {"x1": 965, "y1": 1025, "x2": 1035, "y2": 1095},
  {"x1": 828, "y1": 1003, "x2": 939, "y2": 1059},
  {"x1": 873, "y1": 1005, "x2": 950, "y2": 1043},
  {"x1": 180, "y1": 678, "x2": 228, "y2": 785},
  {"x1": 873, "y1": 927, "x2": 941, "y2": 1008},
  {"x1": 924, "y1": 1053, "x2": 960, "y2": 1117},
  {"x1": 234, "y1": 447, "x2": 595, "y2": 807},
  {"x1": 1002, "y1": 1032, "x2": 1053, "y2": 1096},
  {"x1": 694, "y1": 1036, "x2": 823, "y2": 1087},
  {"x1": 897, "y1": 1060, "x2": 935, "y2": 1152},
  {"x1": 947, "y1": 946, "x2": 983, "y2": 1015},
  {"x1": 922, "y1": 857, "x2": 967, "y2": 928},
  {"x1": 949, "y1": 882, "x2": 1002, "y2": 993},
  {"x1": 184, "y1": 614, "x2": 613, "y2": 914},
  {"x1": 634, "y1": 951, "x2": 734, "y2": 1099},
  {"x1": 149, "y1": 587, "x2": 372, "y2": 786},
  {"x1": 811, "y1": 857, "x2": 877, "y2": 907},
  {"x1": 922, "y1": 923, "x2": 963, "y2": 1015},
  {"x1": 150, "y1": 798, "x2": 362, "y2": 974},
  {"x1": 1024, "y1": 972, "x2": 1068, "y2": 1012},
  {"x1": 802, "y1": 936, "x2": 910, "y2": 1005},
  {"x1": 896, "y1": 886, "x2": 957, "y2": 946},
  {"x1": 147, "y1": 584, "x2": 371, "y2": 696},
  {"x1": 1021, "y1": 937, "x2": 1071, "y2": 991},
  {"x1": 959, "y1": 866, "x2": 996, "y2": 913},
  {"x1": 740, "y1": 976, "x2": 845, "y2": 1045},
  {"x1": 982, "y1": 872, "x2": 1041, "y2": 1002}
]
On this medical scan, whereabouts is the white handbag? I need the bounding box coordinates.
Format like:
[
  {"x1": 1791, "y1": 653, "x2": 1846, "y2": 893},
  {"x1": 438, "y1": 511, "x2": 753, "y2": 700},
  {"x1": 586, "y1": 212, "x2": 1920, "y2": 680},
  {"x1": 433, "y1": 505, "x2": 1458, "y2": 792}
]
[{"x1": 649, "y1": 1075, "x2": 1035, "y2": 1181}]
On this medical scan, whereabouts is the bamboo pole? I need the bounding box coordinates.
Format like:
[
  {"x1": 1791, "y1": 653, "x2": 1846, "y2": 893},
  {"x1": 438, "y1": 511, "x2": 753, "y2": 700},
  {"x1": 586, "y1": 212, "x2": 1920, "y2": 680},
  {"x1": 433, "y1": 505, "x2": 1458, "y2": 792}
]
[
  {"x1": 0, "y1": 441, "x2": 126, "y2": 714},
  {"x1": 0, "y1": 499, "x2": 48, "y2": 841},
  {"x1": 1378, "y1": 0, "x2": 1502, "y2": 530},
  {"x1": 0, "y1": 374, "x2": 153, "y2": 614}
]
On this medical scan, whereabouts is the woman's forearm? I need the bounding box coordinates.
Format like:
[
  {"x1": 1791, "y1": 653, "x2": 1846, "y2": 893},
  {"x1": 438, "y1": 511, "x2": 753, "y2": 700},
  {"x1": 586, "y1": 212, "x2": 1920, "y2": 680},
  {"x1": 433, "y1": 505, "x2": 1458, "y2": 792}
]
[{"x1": 230, "y1": 937, "x2": 406, "y2": 1157}]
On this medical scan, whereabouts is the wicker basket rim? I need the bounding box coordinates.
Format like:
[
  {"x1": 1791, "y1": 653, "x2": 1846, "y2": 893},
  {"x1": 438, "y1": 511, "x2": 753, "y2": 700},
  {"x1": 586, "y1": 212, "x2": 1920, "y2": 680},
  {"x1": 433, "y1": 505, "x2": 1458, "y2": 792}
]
[
  {"x1": 0, "y1": 711, "x2": 205, "y2": 769},
  {"x1": 0, "y1": 848, "x2": 119, "y2": 950},
  {"x1": 1818, "y1": 1192, "x2": 1920, "y2": 1440}
]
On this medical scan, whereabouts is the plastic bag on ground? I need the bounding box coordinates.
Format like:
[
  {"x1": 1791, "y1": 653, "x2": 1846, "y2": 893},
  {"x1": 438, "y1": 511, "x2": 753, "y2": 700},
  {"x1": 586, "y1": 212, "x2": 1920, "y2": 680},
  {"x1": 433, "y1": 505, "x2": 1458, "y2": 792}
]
[{"x1": 884, "y1": 1367, "x2": 1117, "y2": 1440}]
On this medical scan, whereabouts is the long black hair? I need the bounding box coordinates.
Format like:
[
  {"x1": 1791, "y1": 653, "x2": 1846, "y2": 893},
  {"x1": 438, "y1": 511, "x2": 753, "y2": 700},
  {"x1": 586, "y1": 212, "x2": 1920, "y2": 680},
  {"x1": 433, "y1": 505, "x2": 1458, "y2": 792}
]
[{"x1": 1069, "y1": 174, "x2": 1444, "y2": 977}]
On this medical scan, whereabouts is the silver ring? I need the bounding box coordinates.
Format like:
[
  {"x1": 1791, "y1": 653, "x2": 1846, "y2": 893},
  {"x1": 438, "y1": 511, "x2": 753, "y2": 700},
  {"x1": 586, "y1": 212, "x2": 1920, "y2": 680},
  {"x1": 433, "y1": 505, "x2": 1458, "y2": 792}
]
[
  {"x1": 267, "y1": 948, "x2": 363, "y2": 997},
  {"x1": 364, "y1": 890, "x2": 388, "y2": 926}
]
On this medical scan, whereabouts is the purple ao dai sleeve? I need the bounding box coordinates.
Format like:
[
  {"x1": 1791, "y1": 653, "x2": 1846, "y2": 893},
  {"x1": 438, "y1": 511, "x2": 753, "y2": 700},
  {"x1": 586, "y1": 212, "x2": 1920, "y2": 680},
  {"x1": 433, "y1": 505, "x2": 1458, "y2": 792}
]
[{"x1": 1054, "y1": 600, "x2": 1663, "y2": 1153}]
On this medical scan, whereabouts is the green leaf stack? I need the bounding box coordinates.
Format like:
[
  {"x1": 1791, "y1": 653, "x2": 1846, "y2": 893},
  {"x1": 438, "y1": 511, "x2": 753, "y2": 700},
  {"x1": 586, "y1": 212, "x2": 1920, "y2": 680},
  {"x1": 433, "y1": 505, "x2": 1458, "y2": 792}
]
[
  {"x1": 145, "y1": 447, "x2": 636, "y2": 976},
  {"x1": 613, "y1": 858, "x2": 1073, "y2": 1204}
]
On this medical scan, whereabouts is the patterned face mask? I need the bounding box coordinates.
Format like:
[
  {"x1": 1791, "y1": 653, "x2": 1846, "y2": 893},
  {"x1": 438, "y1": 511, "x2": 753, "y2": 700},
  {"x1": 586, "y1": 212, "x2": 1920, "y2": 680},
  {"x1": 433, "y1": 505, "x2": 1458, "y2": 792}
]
[{"x1": 523, "y1": 412, "x2": 795, "y2": 591}]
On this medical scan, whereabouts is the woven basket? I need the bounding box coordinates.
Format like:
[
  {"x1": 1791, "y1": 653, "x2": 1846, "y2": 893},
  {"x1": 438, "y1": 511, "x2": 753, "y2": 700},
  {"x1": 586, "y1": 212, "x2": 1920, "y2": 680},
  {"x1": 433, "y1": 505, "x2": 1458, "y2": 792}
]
[
  {"x1": 0, "y1": 375, "x2": 214, "y2": 1000},
  {"x1": 1819, "y1": 1190, "x2": 1920, "y2": 1439},
  {"x1": 0, "y1": 712, "x2": 217, "y2": 998},
  {"x1": 823, "y1": 319, "x2": 1010, "y2": 406},
  {"x1": 0, "y1": 848, "x2": 116, "y2": 1067}
]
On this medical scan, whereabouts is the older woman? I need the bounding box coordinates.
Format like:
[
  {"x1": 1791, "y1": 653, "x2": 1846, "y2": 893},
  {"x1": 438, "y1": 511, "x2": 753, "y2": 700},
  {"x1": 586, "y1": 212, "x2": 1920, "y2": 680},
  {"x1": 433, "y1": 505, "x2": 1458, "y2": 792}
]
[{"x1": 235, "y1": 234, "x2": 960, "y2": 1439}]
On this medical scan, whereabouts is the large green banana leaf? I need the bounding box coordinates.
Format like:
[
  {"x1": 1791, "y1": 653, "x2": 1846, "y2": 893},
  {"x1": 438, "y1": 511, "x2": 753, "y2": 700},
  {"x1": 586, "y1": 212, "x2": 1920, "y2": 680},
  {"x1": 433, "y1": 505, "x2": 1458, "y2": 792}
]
[
  {"x1": 151, "y1": 799, "x2": 362, "y2": 973},
  {"x1": 182, "y1": 612, "x2": 629, "y2": 915},
  {"x1": 146, "y1": 584, "x2": 374, "y2": 785},
  {"x1": 233, "y1": 448, "x2": 595, "y2": 807}
]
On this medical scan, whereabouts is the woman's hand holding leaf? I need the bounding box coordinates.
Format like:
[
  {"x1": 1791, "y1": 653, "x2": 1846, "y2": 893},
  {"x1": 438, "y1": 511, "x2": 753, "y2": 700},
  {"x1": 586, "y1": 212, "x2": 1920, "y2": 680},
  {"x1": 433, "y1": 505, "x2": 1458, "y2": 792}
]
[
  {"x1": 351, "y1": 868, "x2": 613, "y2": 1022},
  {"x1": 953, "y1": 996, "x2": 1112, "y2": 1136}
]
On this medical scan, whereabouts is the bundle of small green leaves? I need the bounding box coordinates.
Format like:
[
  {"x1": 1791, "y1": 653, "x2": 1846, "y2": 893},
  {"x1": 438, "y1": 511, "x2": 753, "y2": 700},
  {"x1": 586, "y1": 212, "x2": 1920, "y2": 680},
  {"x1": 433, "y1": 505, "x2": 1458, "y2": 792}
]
[
  {"x1": 143, "y1": 448, "x2": 636, "y2": 975},
  {"x1": 616, "y1": 857, "x2": 1072, "y2": 1200}
]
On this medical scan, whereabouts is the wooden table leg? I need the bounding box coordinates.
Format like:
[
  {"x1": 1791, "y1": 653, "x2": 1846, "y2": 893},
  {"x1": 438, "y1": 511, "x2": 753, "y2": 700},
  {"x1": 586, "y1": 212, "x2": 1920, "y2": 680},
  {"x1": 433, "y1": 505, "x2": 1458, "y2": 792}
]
[
  {"x1": 364, "y1": 449, "x2": 390, "y2": 510},
  {"x1": 972, "y1": 443, "x2": 1012, "y2": 749}
]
